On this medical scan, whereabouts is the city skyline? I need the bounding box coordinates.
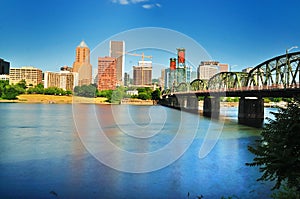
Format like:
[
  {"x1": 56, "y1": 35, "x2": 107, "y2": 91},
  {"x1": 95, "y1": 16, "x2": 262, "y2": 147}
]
[{"x1": 1, "y1": 0, "x2": 299, "y2": 78}]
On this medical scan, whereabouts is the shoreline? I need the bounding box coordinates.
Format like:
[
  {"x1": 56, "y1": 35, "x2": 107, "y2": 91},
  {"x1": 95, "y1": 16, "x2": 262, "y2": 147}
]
[
  {"x1": 0, "y1": 94, "x2": 286, "y2": 108},
  {"x1": 0, "y1": 94, "x2": 154, "y2": 105}
]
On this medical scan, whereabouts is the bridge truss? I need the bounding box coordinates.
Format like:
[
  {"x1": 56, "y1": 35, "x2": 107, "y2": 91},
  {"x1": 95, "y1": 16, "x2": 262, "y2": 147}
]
[
  {"x1": 246, "y1": 51, "x2": 300, "y2": 88},
  {"x1": 170, "y1": 51, "x2": 300, "y2": 93}
]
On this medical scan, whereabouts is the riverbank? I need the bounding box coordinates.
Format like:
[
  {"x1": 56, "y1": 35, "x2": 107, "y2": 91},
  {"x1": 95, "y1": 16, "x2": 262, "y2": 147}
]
[
  {"x1": 0, "y1": 94, "x2": 287, "y2": 107},
  {"x1": 0, "y1": 94, "x2": 108, "y2": 104},
  {"x1": 0, "y1": 94, "x2": 154, "y2": 105}
]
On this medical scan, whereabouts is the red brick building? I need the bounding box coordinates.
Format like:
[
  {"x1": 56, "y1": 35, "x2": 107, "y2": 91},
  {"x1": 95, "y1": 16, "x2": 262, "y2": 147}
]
[{"x1": 97, "y1": 57, "x2": 117, "y2": 91}]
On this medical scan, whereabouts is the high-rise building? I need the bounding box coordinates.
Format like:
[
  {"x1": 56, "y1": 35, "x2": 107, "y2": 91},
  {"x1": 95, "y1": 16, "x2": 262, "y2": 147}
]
[
  {"x1": 218, "y1": 63, "x2": 229, "y2": 72},
  {"x1": 72, "y1": 40, "x2": 92, "y2": 86},
  {"x1": 97, "y1": 56, "x2": 117, "y2": 91},
  {"x1": 124, "y1": 72, "x2": 130, "y2": 87},
  {"x1": 44, "y1": 71, "x2": 78, "y2": 91},
  {"x1": 133, "y1": 61, "x2": 152, "y2": 86},
  {"x1": 159, "y1": 68, "x2": 165, "y2": 88},
  {"x1": 164, "y1": 68, "x2": 177, "y2": 90},
  {"x1": 9, "y1": 66, "x2": 43, "y2": 86},
  {"x1": 198, "y1": 61, "x2": 220, "y2": 80},
  {"x1": 0, "y1": 58, "x2": 10, "y2": 75},
  {"x1": 110, "y1": 41, "x2": 125, "y2": 85}
]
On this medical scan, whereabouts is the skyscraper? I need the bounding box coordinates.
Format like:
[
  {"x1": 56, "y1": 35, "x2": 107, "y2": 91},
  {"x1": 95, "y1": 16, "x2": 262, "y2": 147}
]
[
  {"x1": 218, "y1": 63, "x2": 229, "y2": 72},
  {"x1": 73, "y1": 41, "x2": 92, "y2": 86},
  {"x1": 97, "y1": 57, "x2": 117, "y2": 91},
  {"x1": 197, "y1": 61, "x2": 219, "y2": 80},
  {"x1": 133, "y1": 61, "x2": 152, "y2": 86},
  {"x1": 0, "y1": 58, "x2": 10, "y2": 75},
  {"x1": 124, "y1": 72, "x2": 130, "y2": 87},
  {"x1": 110, "y1": 41, "x2": 125, "y2": 85}
]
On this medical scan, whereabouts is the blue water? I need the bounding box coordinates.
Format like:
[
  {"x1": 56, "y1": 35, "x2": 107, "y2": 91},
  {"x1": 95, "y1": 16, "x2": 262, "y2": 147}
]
[{"x1": 0, "y1": 103, "x2": 276, "y2": 198}]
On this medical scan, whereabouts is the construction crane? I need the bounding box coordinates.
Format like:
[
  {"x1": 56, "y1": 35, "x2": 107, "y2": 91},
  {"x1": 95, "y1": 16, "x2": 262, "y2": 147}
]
[{"x1": 117, "y1": 51, "x2": 152, "y2": 85}]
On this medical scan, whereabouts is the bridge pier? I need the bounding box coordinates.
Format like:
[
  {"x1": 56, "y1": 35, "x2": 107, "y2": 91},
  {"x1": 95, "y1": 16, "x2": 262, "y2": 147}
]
[
  {"x1": 185, "y1": 96, "x2": 199, "y2": 112},
  {"x1": 203, "y1": 96, "x2": 220, "y2": 118},
  {"x1": 238, "y1": 97, "x2": 264, "y2": 128},
  {"x1": 158, "y1": 95, "x2": 199, "y2": 113}
]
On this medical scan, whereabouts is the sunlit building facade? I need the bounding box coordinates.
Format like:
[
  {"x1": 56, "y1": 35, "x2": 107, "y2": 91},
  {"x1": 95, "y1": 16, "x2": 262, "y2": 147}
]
[
  {"x1": 9, "y1": 66, "x2": 42, "y2": 86},
  {"x1": 110, "y1": 41, "x2": 125, "y2": 85},
  {"x1": 133, "y1": 61, "x2": 152, "y2": 86},
  {"x1": 198, "y1": 61, "x2": 219, "y2": 80},
  {"x1": 44, "y1": 71, "x2": 78, "y2": 91},
  {"x1": 97, "y1": 57, "x2": 117, "y2": 91},
  {"x1": 72, "y1": 41, "x2": 92, "y2": 86}
]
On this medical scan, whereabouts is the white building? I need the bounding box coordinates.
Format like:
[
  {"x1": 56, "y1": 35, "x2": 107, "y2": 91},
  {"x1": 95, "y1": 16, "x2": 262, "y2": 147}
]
[
  {"x1": 0, "y1": 74, "x2": 9, "y2": 81},
  {"x1": 44, "y1": 71, "x2": 79, "y2": 91},
  {"x1": 198, "y1": 61, "x2": 219, "y2": 80}
]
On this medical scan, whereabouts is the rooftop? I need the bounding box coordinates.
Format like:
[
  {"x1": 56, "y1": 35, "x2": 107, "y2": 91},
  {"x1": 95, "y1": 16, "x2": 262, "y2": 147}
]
[{"x1": 78, "y1": 40, "x2": 88, "y2": 48}]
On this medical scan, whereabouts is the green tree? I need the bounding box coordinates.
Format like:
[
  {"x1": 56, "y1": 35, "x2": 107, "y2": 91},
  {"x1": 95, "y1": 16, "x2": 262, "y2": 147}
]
[
  {"x1": 138, "y1": 92, "x2": 151, "y2": 100},
  {"x1": 27, "y1": 83, "x2": 45, "y2": 94},
  {"x1": 66, "y1": 90, "x2": 72, "y2": 95},
  {"x1": 246, "y1": 98, "x2": 300, "y2": 193},
  {"x1": 74, "y1": 85, "x2": 96, "y2": 98},
  {"x1": 136, "y1": 87, "x2": 152, "y2": 100},
  {"x1": 151, "y1": 88, "x2": 161, "y2": 100},
  {"x1": 1, "y1": 85, "x2": 19, "y2": 99},
  {"x1": 16, "y1": 79, "x2": 27, "y2": 90},
  {"x1": 111, "y1": 89, "x2": 123, "y2": 103},
  {"x1": 44, "y1": 87, "x2": 66, "y2": 95},
  {"x1": 0, "y1": 80, "x2": 9, "y2": 97}
]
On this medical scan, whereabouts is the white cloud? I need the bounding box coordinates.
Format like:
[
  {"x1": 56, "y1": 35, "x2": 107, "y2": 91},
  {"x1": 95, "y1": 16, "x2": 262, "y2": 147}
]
[
  {"x1": 111, "y1": 0, "x2": 162, "y2": 9},
  {"x1": 142, "y1": 3, "x2": 162, "y2": 9},
  {"x1": 111, "y1": 0, "x2": 129, "y2": 5},
  {"x1": 131, "y1": 0, "x2": 149, "y2": 3},
  {"x1": 142, "y1": 4, "x2": 154, "y2": 9},
  {"x1": 119, "y1": 0, "x2": 130, "y2": 5}
]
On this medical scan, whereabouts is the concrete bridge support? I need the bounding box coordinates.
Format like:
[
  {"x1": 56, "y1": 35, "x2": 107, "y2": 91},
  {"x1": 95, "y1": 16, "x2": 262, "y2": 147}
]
[
  {"x1": 203, "y1": 96, "x2": 220, "y2": 118},
  {"x1": 159, "y1": 95, "x2": 199, "y2": 113},
  {"x1": 238, "y1": 97, "x2": 264, "y2": 128},
  {"x1": 185, "y1": 96, "x2": 199, "y2": 112},
  {"x1": 177, "y1": 96, "x2": 186, "y2": 109}
]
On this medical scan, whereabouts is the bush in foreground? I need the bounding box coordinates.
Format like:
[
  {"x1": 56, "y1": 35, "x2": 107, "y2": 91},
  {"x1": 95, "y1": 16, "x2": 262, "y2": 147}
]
[{"x1": 246, "y1": 98, "x2": 300, "y2": 194}]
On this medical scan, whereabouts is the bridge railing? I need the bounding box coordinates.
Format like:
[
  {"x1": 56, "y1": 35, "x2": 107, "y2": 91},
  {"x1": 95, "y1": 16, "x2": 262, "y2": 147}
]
[{"x1": 167, "y1": 83, "x2": 300, "y2": 96}]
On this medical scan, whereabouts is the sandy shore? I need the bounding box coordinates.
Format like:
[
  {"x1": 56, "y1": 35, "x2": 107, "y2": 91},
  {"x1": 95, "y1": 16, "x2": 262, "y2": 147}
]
[
  {"x1": 0, "y1": 94, "x2": 109, "y2": 104},
  {"x1": 0, "y1": 94, "x2": 285, "y2": 107}
]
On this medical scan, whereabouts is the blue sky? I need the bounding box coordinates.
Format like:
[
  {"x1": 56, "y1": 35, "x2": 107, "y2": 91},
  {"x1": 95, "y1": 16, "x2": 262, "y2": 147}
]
[{"x1": 1, "y1": 0, "x2": 299, "y2": 78}]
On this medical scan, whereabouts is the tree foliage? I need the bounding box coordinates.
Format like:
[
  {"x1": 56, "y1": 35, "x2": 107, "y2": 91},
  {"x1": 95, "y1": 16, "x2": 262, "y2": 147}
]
[
  {"x1": 74, "y1": 85, "x2": 96, "y2": 98},
  {"x1": 137, "y1": 87, "x2": 152, "y2": 100},
  {"x1": 44, "y1": 87, "x2": 67, "y2": 95},
  {"x1": 151, "y1": 88, "x2": 161, "y2": 100},
  {"x1": 27, "y1": 83, "x2": 45, "y2": 94},
  {"x1": 0, "y1": 80, "x2": 26, "y2": 99},
  {"x1": 1, "y1": 85, "x2": 20, "y2": 99},
  {"x1": 246, "y1": 98, "x2": 300, "y2": 192},
  {"x1": 16, "y1": 79, "x2": 27, "y2": 90}
]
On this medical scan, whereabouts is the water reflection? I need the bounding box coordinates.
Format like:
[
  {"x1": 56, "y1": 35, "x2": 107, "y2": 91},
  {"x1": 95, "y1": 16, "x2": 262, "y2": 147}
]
[{"x1": 0, "y1": 103, "x2": 274, "y2": 198}]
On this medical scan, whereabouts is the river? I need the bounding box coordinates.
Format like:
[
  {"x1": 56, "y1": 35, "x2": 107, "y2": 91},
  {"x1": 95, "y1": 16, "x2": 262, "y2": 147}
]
[{"x1": 0, "y1": 103, "x2": 276, "y2": 198}]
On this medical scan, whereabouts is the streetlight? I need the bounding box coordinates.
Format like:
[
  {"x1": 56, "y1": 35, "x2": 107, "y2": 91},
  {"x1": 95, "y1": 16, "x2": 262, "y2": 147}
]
[
  {"x1": 229, "y1": 65, "x2": 237, "y2": 72},
  {"x1": 285, "y1": 46, "x2": 298, "y2": 87},
  {"x1": 286, "y1": 46, "x2": 298, "y2": 55}
]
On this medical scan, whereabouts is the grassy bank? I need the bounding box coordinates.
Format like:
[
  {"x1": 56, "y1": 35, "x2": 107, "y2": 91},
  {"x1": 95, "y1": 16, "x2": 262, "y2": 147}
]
[{"x1": 0, "y1": 94, "x2": 108, "y2": 104}]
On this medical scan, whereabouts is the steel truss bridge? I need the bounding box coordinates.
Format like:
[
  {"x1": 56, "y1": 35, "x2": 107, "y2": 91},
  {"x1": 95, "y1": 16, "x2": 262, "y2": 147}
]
[
  {"x1": 159, "y1": 52, "x2": 300, "y2": 127},
  {"x1": 162, "y1": 51, "x2": 300, "y2": 98}
]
